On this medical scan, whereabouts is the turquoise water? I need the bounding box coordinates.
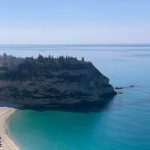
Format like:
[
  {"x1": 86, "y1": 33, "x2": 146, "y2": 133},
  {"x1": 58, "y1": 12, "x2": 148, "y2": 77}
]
[{"x1": 2, "y1": 45, "x2": 150, "y2": 150}]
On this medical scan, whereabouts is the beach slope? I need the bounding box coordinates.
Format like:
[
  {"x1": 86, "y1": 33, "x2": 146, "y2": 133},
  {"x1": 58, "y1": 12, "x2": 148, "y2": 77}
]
[{"x1": 0, "y1": 107, "x2": 20, "y2": 150}]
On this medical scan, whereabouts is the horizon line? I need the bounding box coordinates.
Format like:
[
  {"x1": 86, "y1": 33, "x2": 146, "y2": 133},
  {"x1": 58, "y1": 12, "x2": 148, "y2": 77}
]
[{"x1": 0, "y1": 43, "x2": 150, "y2": 46}]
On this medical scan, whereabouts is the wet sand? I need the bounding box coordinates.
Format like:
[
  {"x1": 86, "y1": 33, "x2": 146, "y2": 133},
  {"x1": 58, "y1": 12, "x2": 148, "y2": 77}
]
[{"x1": 0, "y1": 107, "x2": 20, "y2": 150}]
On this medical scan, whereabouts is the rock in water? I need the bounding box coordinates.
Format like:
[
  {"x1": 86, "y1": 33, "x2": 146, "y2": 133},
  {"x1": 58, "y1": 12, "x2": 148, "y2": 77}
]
[{"x1": 0, "y1": 54, "x2": 116, "y2": 108}]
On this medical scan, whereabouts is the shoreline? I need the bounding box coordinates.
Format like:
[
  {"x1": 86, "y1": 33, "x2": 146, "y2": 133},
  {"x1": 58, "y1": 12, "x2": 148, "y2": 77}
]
[{"x1": 0, "y1": 107, "x2": 20, "y2": 150}]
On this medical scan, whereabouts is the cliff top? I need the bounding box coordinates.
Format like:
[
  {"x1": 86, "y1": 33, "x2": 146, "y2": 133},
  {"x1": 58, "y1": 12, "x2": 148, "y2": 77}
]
[{"x1": 0, "y1": 54, "x2": 103, "y2": 81}]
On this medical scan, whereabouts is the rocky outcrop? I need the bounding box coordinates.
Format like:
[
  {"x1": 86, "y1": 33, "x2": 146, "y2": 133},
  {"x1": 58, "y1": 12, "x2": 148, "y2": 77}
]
[{"x1": 0, "y1": 54, "x2": 116, "y2": 108}]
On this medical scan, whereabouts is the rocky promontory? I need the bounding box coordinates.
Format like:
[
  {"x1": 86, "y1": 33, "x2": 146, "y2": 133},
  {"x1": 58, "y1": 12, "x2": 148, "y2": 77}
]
[{"x1": 0, "y1": 54, "x2": 116, "y2": 108}]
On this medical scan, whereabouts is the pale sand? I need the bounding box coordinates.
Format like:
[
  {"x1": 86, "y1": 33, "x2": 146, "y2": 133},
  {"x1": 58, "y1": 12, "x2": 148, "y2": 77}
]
[{"x1": 0, "y1": 107, "x2": 20, "y2": 150}]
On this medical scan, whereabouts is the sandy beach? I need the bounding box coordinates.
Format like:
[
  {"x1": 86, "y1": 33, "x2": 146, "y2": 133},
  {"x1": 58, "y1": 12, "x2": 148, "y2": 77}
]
[{"x1": 0, "y1": 107, "x2": 20, "y2": 150}]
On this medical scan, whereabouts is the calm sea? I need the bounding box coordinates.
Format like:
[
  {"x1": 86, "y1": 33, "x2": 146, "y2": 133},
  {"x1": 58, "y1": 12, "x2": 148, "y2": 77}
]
[{"x1": 1, "y1": 45, "x2": 150, "y2": 150}]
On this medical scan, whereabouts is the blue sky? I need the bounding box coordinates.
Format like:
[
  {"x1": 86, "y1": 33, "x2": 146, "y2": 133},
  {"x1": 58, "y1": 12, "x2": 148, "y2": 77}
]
[{"x1": 0, "y1": 0, "x2": 150, "y2": 44}]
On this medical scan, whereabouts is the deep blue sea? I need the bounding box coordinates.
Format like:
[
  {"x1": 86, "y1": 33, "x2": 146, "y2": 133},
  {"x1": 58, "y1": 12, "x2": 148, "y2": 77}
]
[{"x1": 1, "y1": 45, "x2": 150, "y2": 150}]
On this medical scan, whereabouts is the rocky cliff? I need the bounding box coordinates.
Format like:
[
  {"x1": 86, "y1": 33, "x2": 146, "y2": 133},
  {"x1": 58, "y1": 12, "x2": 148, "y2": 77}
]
[{"x1": 0, "y1": 54, "x2": 116, "y2": 108}]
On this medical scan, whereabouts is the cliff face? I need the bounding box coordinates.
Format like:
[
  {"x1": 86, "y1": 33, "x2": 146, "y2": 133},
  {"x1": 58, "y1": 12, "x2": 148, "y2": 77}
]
[{"x1": 0, "y1": 54, "x2": 116, "y2": 107}]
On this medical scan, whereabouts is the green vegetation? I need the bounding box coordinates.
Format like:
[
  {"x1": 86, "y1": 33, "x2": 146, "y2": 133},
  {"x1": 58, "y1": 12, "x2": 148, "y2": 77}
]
[{"x1": 0, "y1": 54, "x2": 92, "y2": 80}]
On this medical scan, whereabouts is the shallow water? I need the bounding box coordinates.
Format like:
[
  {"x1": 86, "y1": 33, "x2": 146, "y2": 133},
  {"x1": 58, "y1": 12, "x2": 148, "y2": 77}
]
[{"x1": 2, "y1": 45, "x2": 150, "y2": 150}]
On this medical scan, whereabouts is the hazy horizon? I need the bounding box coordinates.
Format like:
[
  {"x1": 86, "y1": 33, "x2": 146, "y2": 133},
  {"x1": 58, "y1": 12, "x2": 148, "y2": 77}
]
[
  {"x1": 0, "y1": 0, "x2": 150, "y2": 44},
  {"x1": 1, "y1": 43, "x2": 150, "y2": 46}
]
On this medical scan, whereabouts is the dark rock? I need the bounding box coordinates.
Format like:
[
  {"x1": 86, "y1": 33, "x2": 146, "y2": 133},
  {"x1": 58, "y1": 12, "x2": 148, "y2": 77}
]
[
  {"x1": 0, "y1": 54, "x2": 116, "y2": 108},
  {"x1": 114, "y1": 87, "x2": 124, "y2": 90}
]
